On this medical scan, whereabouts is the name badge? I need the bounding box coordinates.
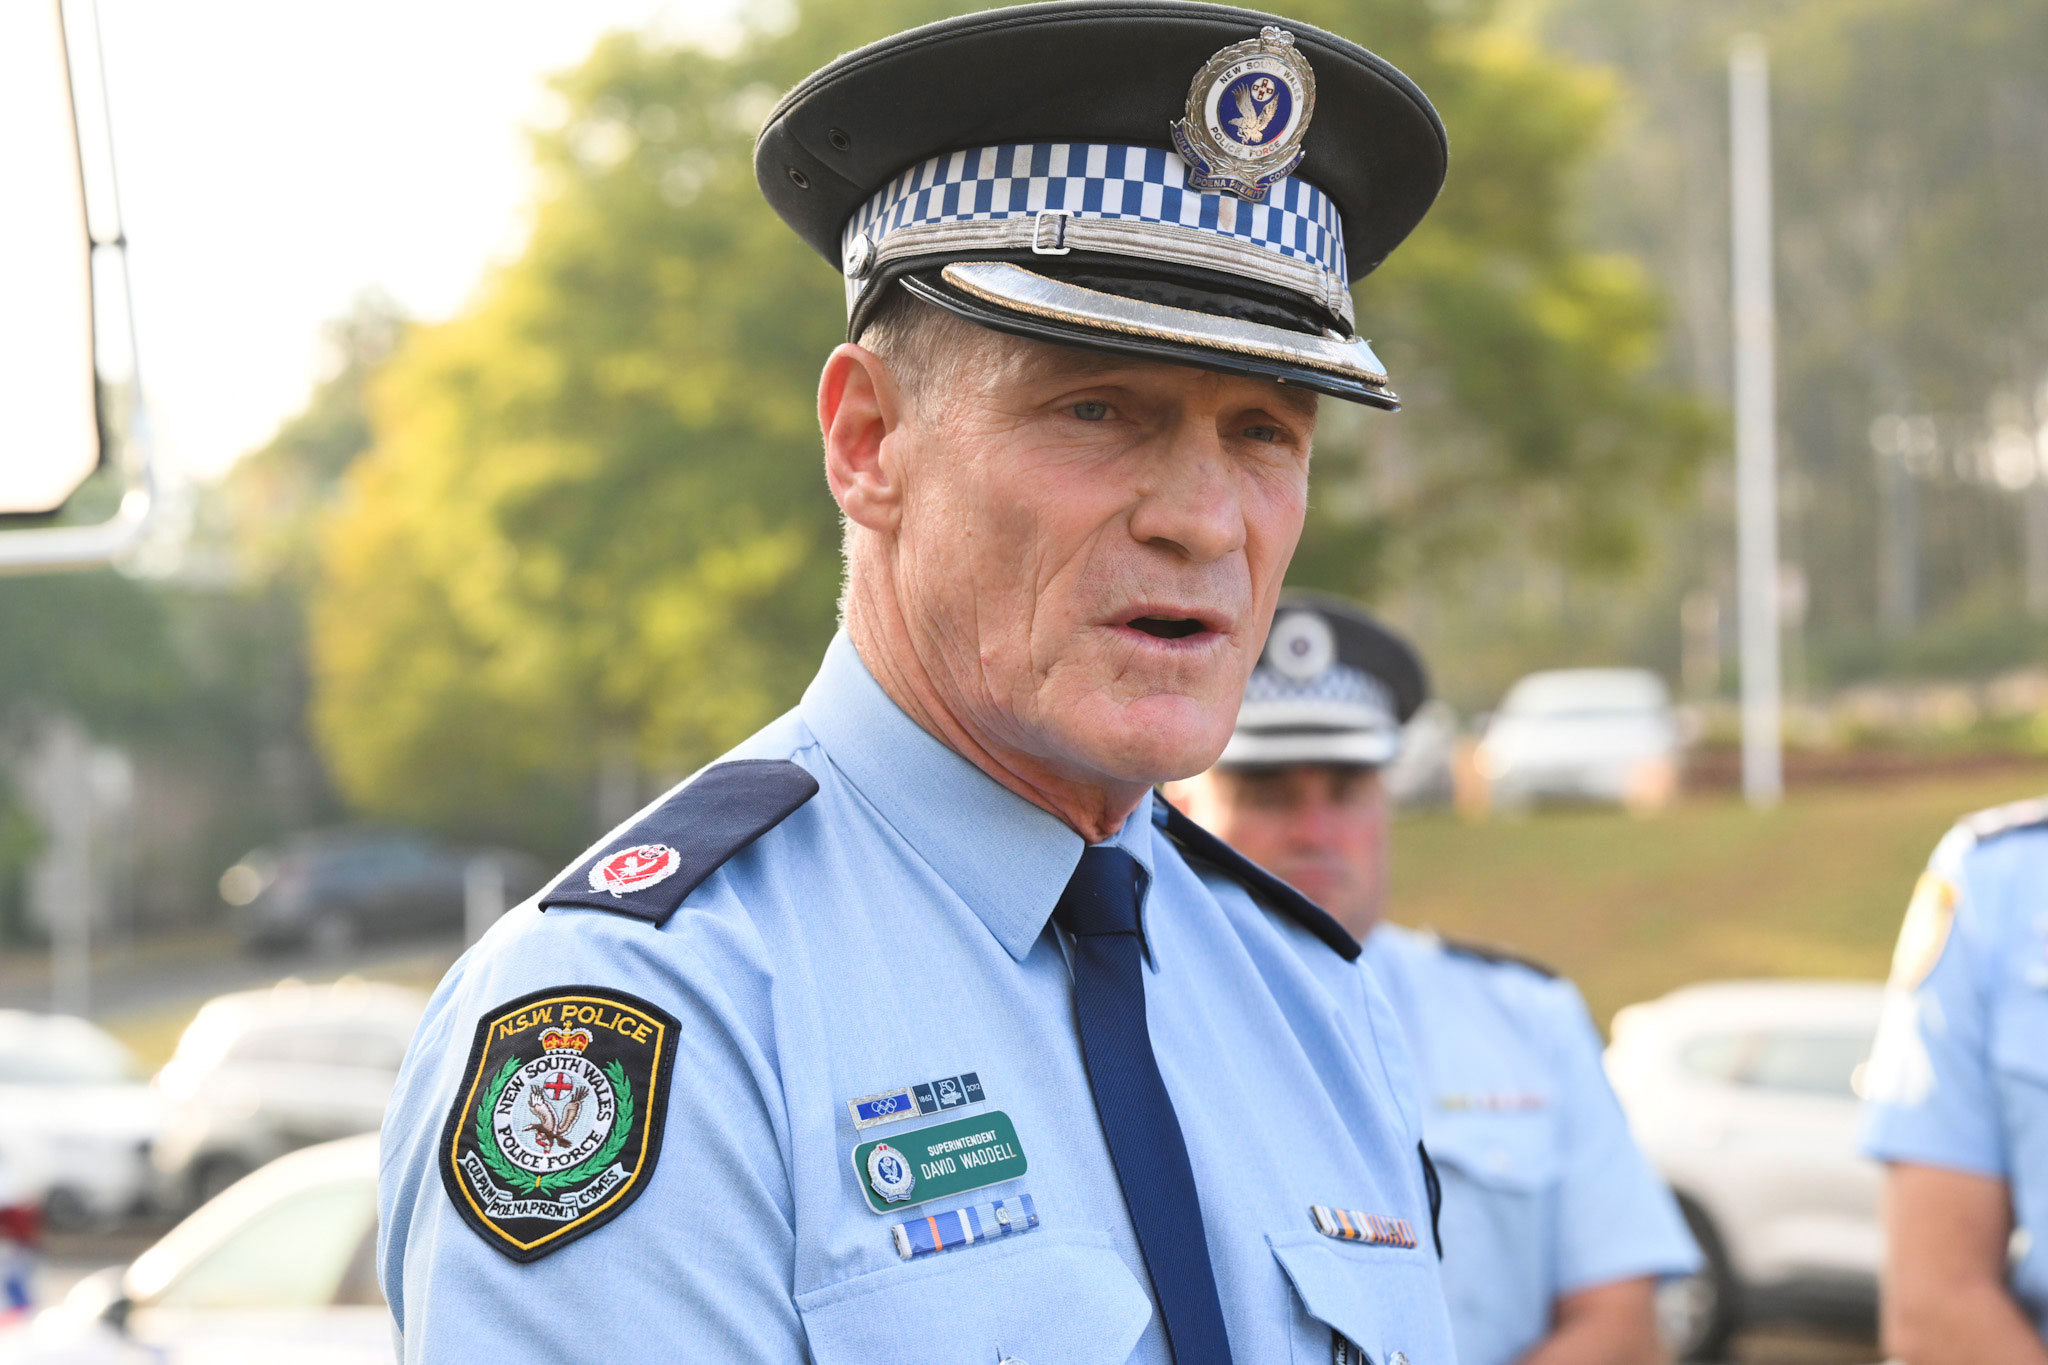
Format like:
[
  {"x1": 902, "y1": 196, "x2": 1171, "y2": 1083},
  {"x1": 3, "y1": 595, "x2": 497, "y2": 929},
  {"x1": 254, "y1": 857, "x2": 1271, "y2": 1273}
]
[{"x1": 852, "y1": 1110, "x2": 1028, "y2": 1213}]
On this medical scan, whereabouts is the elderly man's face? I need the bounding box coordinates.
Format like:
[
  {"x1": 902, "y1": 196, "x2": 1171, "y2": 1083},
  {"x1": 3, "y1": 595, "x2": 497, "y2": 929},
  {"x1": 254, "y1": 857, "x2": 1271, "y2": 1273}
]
[{"x1": 891, "y1": 333, "x2": 1316, "y2": 788}]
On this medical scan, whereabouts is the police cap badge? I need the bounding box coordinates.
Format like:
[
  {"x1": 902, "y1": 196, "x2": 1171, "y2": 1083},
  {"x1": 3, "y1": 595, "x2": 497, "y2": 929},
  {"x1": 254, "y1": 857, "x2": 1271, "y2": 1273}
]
[
  {"x1": 755, "y1": 2, "x2": 1447, "y2": 408},
  {"x1": 1171, "y1": 26, "x2": 1317, "y2": 201}
]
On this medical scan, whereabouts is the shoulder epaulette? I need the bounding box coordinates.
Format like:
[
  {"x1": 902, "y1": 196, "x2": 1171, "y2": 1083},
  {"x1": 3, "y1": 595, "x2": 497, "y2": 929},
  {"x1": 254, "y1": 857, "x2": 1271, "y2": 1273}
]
[
  {"x1": 540, "y1": 759, "x2": 818, "y2": 927},
  {"x1": 1158, "y1": 802, "x2": 1360, "y2": 961},
  {"x1": 1437, "y1": 935, "x2": 1558, "y2": 979},
  {"x1": 1960, "y1": 795, "x2": 2048, "y2": 845}
]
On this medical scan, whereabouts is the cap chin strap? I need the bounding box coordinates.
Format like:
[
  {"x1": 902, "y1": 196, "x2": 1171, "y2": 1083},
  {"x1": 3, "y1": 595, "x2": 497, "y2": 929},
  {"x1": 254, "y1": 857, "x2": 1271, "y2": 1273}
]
[{"x1": 848, "y1": 210, "x2": 1354, "y2": 329}]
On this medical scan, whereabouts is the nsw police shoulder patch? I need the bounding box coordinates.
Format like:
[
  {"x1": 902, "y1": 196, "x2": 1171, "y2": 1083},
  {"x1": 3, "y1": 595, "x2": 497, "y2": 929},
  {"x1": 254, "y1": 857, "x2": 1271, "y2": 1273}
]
[{"x1": 439, "y1": 985, "x2": 678, "y2": 1262}]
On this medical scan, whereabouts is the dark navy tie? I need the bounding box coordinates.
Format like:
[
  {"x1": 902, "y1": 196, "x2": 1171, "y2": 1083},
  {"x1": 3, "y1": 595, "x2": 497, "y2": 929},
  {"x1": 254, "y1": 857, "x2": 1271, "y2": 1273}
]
[{"x1": 1054, "y1": 846, "x2": 1235, "y2": 1365}]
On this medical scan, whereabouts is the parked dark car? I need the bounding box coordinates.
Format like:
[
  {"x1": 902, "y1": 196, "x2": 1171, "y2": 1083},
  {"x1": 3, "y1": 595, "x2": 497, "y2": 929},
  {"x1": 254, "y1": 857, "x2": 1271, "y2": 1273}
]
[{"x1": 219, "y1": 828, "x2": 542, "y2": 953}]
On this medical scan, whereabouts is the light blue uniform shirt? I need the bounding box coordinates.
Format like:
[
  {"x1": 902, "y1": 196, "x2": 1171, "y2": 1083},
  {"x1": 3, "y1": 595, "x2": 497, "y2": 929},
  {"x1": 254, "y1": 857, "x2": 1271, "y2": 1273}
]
[
  {"x1": 1860, "y1": 799, "x2": 2048, "y2": 1339},
  {"x1": 1364, "y1": 924, "x2": 1700, "y2": 1365},
  {"x1": 380, "y1": 633, "x2": 1455, "y2": 1364}
]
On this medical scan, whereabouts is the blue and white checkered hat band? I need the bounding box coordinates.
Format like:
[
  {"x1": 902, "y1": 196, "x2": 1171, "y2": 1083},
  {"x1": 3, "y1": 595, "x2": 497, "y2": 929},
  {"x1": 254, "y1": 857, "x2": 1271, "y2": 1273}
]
[
  {"x1": 1242, "y1": 662, "x2": 1392, "y2": 713},
  {"x1": 842, "y1": 142, "x2": 1349, "y2": 320},
  {"x1": 1221, "y1": 662, "x2": 1402, "y2": 766}
]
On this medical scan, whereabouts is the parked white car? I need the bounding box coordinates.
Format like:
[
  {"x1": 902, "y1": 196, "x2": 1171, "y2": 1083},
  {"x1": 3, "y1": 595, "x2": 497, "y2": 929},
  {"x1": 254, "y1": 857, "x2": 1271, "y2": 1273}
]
[
  {"x1": 0, "y1": 1133, "x2": 387, "y2": 1364},
  {"x1": 1605, "y1": 979, "x2": 1884, "y2": 1361},
  {"x1": 1385, "y1": 698, "x2": 1460, "y2": 807},
  {"x1": 1473, "y1": 668, "x2": 1682, "y2": 813},
  {"x1": 151, "y1": 981, "x2": 423, "y2": 1211},
  {"x1": 0, "y1": 1014, "x2": 159, "y2": 1231}
]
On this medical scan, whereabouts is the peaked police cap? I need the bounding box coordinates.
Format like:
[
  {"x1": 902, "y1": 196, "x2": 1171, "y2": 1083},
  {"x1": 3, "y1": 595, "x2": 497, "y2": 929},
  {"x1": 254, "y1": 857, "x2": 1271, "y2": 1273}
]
[
  {"x1": 1222, "y1": 591, "x2": 1428, "y2": 768},
  {"x1": 755, "y1": 1, "x2": 1447, "y2": 407}
]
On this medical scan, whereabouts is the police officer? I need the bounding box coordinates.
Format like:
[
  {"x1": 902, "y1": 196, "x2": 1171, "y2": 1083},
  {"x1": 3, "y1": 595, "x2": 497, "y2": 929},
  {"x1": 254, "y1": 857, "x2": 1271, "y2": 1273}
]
[
  {"x1": 380, "y1": 6, "x2": 1462, "y2": 1361},
  {"x1": 1166, "y1": 595, "x2": 1700, "y2": 1365},
  {"x1": 1860, "y1": 798, "x2": 2048, "y2": 1365}
]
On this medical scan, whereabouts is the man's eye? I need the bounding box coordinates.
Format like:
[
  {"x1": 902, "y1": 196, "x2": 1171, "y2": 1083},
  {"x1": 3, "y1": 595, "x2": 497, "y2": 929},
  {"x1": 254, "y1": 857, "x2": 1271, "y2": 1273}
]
[
  {"x1": 1072, "y1": 401, "x2": 1111, "y2": 421},
  {"x1": 1244, "y1": 425, "x2": 1283, "y2": 443}
]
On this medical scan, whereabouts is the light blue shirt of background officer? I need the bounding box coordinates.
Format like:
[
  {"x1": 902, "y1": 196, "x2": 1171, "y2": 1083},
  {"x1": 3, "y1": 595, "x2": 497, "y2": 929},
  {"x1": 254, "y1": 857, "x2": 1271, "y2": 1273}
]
[
  {"x1": 379, "y1": 5, "x2": 1465, "y2": 1362},
  {"x1": 1168, "y1": 594, "x2": 1700, "y2": 1365},
  {"x1": 1860, "y1": 798, "x2": 2048, "y2": 1365}
]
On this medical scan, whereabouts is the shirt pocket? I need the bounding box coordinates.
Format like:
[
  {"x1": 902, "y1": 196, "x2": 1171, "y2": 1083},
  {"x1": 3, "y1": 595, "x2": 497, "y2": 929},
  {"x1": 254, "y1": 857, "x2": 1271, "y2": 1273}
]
[
  {"x1": 1269, "y1": 1231, "x2": 1456, "y2": 1365},
  {"x1": 1422, "y1": 1106, "x2": 1564, "y2": 1195},
  {"x1": 795, "y1": 1229, "x2": 1151, "y2": 1365},
  {"x1": 1992, "y1": 979, "x2": 2048, "y2": 1089}
]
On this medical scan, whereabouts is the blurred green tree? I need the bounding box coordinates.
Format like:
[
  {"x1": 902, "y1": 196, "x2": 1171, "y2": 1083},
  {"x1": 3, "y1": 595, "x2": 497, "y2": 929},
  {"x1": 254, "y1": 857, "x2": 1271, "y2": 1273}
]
[
  {"x1": 0, "y1": 570, "x2": 186, "y2": 935},
  {"x1": 1543, "y1": 0, "x2": 2048, "y2": 688},
  {"x1": 0, "y1": 296, "x2": 411, "y2": 938},
  {"x1": 311, "y1": 0, "x2": 1711, "y2": 848}
]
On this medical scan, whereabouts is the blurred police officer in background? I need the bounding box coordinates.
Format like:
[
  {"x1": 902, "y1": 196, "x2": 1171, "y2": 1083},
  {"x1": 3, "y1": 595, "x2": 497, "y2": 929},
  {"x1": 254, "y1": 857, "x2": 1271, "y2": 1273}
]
[
  {"x1": 1861, "y1": 799, "x2": 2048, "y2": 1365},
  {"x1": 1167, "y1": 594, "x2": 1700, "y2": 1365},
  {"x1": 380, "y1": 5, "x2": 1466, "y2": 1361}
]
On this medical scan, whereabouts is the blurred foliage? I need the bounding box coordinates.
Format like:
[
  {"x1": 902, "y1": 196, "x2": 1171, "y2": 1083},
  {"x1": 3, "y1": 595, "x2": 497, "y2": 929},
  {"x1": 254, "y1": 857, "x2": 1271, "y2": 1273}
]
[
  {"x1": 0, "y1": 571, "x2": 186, "y2": 933},
  {"x1": 0, "y1": 570, "x2": 231, "y2": 931},
  {"x1": 0, "y1": 300, "x2": 401, "y2": 933},
  {"x1": 1283, "y1": 2, "x2": 1717, "y2": 597},
  {"x1": 311, "y1": 0, "x2": 1712, "y2": 848},
  {"x1": 223, "y1": 298, "x2": 409, "y2": 586},
  {"x1": 178, "y1": 296, "x2": 413, "y2": 822},
  {"x1": 1540, "y1": 0, "x2": 2048, "y2": 694},
  {"x1": 0, "y1": 572, "x2": 186, "y2": 740}
]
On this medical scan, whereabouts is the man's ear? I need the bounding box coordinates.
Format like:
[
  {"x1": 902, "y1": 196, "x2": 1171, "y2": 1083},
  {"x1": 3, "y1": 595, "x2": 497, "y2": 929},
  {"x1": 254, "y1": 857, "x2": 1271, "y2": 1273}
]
[{"x1": 819, "y1": 343, "x2": 908, "y2": 533}]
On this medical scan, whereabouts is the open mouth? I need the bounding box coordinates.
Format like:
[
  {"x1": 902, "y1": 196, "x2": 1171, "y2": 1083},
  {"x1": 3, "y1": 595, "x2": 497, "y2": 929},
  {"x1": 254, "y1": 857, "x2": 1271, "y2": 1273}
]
[{"x1": 1126, "y1": 616, "x2": 1209, "y2": 640}]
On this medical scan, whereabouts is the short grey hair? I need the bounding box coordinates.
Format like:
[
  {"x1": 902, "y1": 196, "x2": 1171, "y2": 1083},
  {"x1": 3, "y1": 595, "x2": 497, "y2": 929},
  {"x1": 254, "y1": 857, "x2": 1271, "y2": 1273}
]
[{"x1": 854, "y1": 286, "x2": 987, "y2": 412}]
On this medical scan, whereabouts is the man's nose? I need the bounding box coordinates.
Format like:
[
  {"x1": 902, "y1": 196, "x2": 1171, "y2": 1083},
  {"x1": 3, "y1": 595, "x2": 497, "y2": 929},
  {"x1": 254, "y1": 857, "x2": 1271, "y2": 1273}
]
[
  {"x1": 1127, "y1": 423, "x2": 1247, "y2": 563},
  {"x1": 1289, "y1": 793, "x2": 1348, "y2": 850}
]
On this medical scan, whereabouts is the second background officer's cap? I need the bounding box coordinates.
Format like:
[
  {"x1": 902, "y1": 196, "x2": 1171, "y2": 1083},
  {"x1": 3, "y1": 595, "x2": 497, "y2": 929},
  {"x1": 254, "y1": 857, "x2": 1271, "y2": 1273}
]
[
  {"x1": 1220, "y1": 592, "x2": 1428, "y2": 768},
  {"x1": 755, "y1": 1, "x2": 1447, "y2": 408}
]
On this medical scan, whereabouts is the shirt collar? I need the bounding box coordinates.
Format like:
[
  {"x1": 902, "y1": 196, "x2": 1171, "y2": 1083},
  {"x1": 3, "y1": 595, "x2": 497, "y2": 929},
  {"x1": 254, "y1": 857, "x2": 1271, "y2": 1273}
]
[{"x1": 800, "y1": 632, "x2": 1159, "y2": 962}]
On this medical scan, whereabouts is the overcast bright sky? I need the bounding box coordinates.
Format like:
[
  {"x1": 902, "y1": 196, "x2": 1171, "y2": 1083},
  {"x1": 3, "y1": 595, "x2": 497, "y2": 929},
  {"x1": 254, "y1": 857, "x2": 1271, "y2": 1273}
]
[{"x1": 94, "y1": 1, "x2": 744, "y2": 481}]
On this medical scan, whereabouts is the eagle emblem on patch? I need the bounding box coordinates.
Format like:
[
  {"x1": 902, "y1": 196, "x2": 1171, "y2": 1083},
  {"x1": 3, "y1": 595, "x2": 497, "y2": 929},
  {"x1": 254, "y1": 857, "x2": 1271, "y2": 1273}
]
[
  {"x1": 1171, "y1": 26, "x2": 1318, "y2": 201},
  {"x1": 439, "y1": 986, "x2": 678, "y2": 1261}
]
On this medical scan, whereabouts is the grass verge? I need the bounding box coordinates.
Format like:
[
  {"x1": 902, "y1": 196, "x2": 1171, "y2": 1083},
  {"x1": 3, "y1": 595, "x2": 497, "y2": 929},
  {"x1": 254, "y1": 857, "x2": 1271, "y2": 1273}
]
[{"x1": 1388, "y1": 765, "x2": 2048, "y2": 1027}]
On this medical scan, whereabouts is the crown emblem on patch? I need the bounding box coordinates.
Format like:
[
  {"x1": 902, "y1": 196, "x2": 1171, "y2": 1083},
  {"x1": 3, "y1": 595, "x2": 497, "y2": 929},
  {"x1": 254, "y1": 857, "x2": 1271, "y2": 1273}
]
[
  {"x1": 1171, "y1": 26, "x2": 1318, "y2": 202},
  {"x1": 539, "y1": 1027, "x2": 594, "y2": 1055}
]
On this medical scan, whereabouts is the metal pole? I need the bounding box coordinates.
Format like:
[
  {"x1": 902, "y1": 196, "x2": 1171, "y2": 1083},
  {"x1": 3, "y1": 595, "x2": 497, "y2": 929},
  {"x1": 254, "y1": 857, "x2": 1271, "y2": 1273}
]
[
  {"x1": 0, "y1": 0, "x2": 154, "y2": 576},
  {"x1": 1730, "y1": 35, "x2": 1782, "y2": 807}
]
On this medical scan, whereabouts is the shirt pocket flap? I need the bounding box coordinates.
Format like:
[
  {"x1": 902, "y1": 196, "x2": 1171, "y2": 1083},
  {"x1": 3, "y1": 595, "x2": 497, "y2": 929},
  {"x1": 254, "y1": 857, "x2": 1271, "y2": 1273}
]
[
  {"x1": 797, "y1": 1230, "x2": 1151, "y2": 1365},
  {"x1": 1269, "y1": 1232, "x2": 1455, "y2": 1365},
  {"x1": 1422, "y1": 1109, "x2": 1563, "y2": 1193}
]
